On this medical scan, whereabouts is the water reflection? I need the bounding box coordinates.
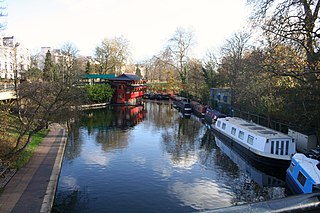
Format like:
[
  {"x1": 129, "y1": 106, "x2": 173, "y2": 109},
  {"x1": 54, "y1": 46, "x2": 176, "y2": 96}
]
[
  {"x1": 213, "y1": 135, "x2": 286, "y2": 204},
  {"x1": 53, "y1": 102, "x2": 287, "y2": 213}
]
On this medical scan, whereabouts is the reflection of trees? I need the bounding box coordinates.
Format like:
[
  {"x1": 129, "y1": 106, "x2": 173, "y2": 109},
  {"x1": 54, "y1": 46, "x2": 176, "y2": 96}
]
[
  {"x1": 52, "y1": 188, "x2": 89, "y2": 213},
  {"x1": 161, "y1": 113, "x2": 204, "y2": 167},
  {"x1": 197, "y1": 129, "x2": 217, "y2": 168},
  {"x1": 64, "y1": 120, "x2": 83, "y2": 161},
  {"x1": 144, "y1": 101, "x2": 175, "y2": 131},
  {"x1": 65, "y1": 106, "x2": 145, "y2": 159},
  {"x1": 95, "y1": 129, "x2": 129, "y2": 152}
]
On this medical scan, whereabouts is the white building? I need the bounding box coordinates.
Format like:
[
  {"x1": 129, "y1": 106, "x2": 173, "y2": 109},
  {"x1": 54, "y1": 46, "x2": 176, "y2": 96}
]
[
  {"x1": 36, "y1": 47, "x2": 65, "y2": 70},
  {"x1": 0, "y1": 36, "x2": 31, "y2": 80}
]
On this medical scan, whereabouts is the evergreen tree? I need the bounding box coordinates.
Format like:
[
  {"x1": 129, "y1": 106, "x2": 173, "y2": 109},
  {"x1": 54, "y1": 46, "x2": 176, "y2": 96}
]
[
  {"x1": 43, "y1": 50, "x2": 54, "y2": 81},
  {"x1": 85, "y1": 61, "x2": 91, "y2": 74}
]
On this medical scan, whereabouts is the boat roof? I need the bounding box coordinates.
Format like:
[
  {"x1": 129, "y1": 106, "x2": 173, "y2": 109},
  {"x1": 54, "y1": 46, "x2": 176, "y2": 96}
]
[
  {"x1": 293, "y1": 153, "x2": 320, "y2": 183},
  {"x1": 218, "y1": 117, "x2": 292, "y2": 139}
]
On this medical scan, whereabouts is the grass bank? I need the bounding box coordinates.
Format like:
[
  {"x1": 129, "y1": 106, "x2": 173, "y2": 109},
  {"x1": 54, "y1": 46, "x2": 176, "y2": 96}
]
[{"x1": 12, "y1": 129, "x2": 49, "y2": 169}]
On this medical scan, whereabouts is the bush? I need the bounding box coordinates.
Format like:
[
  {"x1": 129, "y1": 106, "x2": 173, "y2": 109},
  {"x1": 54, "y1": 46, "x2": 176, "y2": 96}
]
[{"x1": 86, "y1": 84, "x2": 114, "y2": 103}]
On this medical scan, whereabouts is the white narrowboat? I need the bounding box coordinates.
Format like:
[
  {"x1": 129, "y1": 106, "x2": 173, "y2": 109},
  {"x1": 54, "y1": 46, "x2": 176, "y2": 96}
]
[
  {"x1": 212, "y1": 117, "x2": 296, "y2": 169},
  {"x1": 286, "y1": 153, "x2": 320, "y2": 194}
]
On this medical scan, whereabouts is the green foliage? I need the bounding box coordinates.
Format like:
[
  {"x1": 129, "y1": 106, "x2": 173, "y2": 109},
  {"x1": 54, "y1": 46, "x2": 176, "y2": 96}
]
[
  {"x1": 13, "y1": 129, "x2": 49, "y2": 169},
  {"x1": 86, "y1": 84, "x2": 114, "y2": 103},
  {"x1": 43, "y1": 50, "x2": 54, "y2": 81}
]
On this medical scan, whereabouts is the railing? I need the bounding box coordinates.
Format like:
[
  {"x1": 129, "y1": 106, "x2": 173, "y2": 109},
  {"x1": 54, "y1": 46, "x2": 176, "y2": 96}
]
[{"x1": 0, "y1": 84, "x2": 15, "y2": 92}]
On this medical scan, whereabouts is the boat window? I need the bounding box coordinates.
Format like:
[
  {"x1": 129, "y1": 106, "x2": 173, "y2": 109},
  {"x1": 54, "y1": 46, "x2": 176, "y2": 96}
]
[
  {"x1": 297, "y1": 171, "x2": 307, "y2": 187},
  {"x1": 217, "y1": 121, "x2": 221, "y2": 127},
  {"x1": 222, "y1": 123, "x2": 226, "y2": 130},
  {"x1": 231, "y1": 127, "x2": 236, "y2": 135},
  {"x1": 247, "y1": 135, "x2": 254, "y2": 145},
  {"x1": 280, "y1": 141, "x2": 284, "y2": 155},
  {"x1": 289, "y1": 162, "x2": 295, "y2": 173},
  {"x1": 271, "y1": 141, "x2": 274, "y2": 154},
  {"x1": 238, "y1": 131, "x2": 244, "y2": 140},
  {"x1": 285, "y1": 141, "x2": 289, "y2": 155}
]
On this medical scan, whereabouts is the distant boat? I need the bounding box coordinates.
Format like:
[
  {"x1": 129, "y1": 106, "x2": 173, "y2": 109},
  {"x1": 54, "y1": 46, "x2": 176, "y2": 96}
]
[
  {"x1": 286, "y1": 153, "x2": 320, "y2": 194},
  {"x1": 204, "y1": 108, "x2": 226, "y2": 125},
  {"x1": 172, "y1": 97, "x2": 192, "y2": 116},
  {"x1": 190, "y1": 101, "x2": 207, "y2": 119},
  {"x1": 211, "y1": 117, "x2": 296, "y2": 170}
]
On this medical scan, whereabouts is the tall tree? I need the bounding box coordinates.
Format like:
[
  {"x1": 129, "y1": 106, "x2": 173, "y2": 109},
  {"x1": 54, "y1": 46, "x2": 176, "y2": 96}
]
[
  {"x1": 249, "y1": 0, "x2": 320, "y2": 136},
  {"x1": 43, "y1": 50, "x2": 54, "y2": 81},
  {"x1": 59, "y1": 43, "x2": 82, "y2": 85},
  {"x1": 95, "y1": 36, "x2": 131, "y2": 75},
  {"x1": 167, "y1": 27, "x2": 195, "y2": 83},
  {"x1": 249, "y1": 0, "x2": 320, "y2": 83},
  {"x1": 219, "y1": 31, "x2": 252, "y2": 106}
]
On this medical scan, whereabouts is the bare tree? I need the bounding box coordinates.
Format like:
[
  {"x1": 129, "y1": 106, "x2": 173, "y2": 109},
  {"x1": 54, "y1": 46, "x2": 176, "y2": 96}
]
[
  {"x1": 249, "y1": 0, "x2": 320, "y2": 82},
  {"x1": 0, "y1": 0, "x2": 7, "y2": 31},
  {"x1": 95, "y1": 36, "x2": 131, "y2": 75},
  {"x1": 167, "y1": 27, "x2": 195, "y2": 83},
  {"x1": 6, "y1": 80, "x2": 87, "y2": 157}
]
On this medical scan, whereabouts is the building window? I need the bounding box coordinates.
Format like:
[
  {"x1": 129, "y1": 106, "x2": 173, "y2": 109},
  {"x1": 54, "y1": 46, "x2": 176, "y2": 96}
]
[
  {"x1": 297, "y1": 171, "x2": 307, "y2": 187},
  {"x1": 238, "y1": 131, "x2": 244, "y2": 140},
  {"x1": 231, "y1": 127, "x2": 236, "y2": 135},
  {"x1": 247, "y1": 135, "x2": 254, "y2": 145}
]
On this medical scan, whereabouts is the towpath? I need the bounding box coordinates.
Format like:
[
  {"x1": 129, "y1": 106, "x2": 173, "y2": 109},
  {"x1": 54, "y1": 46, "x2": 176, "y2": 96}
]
[{"x1": 0, "y1": 124, "x2": 67, "y2": 213}]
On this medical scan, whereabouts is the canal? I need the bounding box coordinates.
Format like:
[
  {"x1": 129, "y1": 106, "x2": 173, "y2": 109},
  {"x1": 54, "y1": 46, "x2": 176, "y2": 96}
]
[{"x1": 52, "y1": 101, "x2": 289, "y2": 212}]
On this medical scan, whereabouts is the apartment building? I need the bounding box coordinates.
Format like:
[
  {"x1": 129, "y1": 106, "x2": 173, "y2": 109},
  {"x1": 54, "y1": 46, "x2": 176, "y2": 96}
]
[{"x1": 0, "y1": 36, "x2": 31, "y2": 80}]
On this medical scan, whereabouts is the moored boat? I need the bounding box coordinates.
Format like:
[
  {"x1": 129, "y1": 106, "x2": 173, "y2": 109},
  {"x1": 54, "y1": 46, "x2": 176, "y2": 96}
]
[
  {"x1": 211, "y1": 117, "x2": 296, "y2": 169},
  {"x1": 190, "y1": 101, "x2": 207, "y2": 118},
  {"x1": 286, "y1": 153, "x2": 320, "y2": 194},
  {"x1": 204, "y1": 108, "x2": 226, "y2": 125}
]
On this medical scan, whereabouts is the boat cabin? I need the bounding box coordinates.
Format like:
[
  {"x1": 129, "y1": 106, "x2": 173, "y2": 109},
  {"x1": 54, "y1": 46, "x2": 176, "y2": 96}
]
[
  {"x1": 215, "y1": 117, "x2": 296, "y2": 161},
  {"x1": 286, "y1": 153, "x2": 320, "y2": 194}
]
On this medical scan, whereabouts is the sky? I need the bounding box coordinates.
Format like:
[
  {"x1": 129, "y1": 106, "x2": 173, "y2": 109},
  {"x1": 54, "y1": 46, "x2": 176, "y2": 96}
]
[{"x1": 4, "y1": 0, "x2": 251, "y2": 62}]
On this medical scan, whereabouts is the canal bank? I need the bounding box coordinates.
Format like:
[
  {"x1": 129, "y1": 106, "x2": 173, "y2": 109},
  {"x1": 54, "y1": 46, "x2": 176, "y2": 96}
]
[{"x1": 0, "y1": 123, "x2": 67, "y2": 213}]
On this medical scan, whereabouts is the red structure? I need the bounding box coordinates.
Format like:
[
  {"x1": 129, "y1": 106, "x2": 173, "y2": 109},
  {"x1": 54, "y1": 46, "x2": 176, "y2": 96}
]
[{"x1": 109, "y1": 73, "x2": 146, "y2": 105}]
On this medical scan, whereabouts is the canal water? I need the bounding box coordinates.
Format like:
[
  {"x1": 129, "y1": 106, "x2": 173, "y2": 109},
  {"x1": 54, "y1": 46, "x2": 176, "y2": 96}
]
[{"x1": 52, "y1": 101, "x2": 288, "y2": 213}]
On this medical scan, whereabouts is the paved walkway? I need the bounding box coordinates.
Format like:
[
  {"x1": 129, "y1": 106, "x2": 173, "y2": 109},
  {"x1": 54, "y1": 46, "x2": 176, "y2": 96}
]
[{"x1": 0, "y1": 124, "x2": 67, "y2": 213}]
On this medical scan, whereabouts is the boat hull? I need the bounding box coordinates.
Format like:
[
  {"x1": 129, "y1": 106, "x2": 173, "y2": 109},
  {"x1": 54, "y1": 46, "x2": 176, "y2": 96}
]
[
  {"x1": 286, "y1": 172, "x2": 304, "y2": 194},
  {"x1": 210, "y1": 126, "x2": 290, "y2": 179}
]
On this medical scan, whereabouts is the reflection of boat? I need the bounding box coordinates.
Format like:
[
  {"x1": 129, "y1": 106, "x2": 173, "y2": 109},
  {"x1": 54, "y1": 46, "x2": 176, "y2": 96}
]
[
  {"x1": 215, "y1": 136, "x2": 285, "y2": 186},
  {"x1": 286, "y1": 153, "x2": 320, "y2": 194},
  {"x1": 172, "y1": 97, "x2": 192, "y2": 116},
  {"x1": 113, "y1": 105, "x2": 145, "y2": 129},
  {"x1": 211, "y1": 117, "x2": 296, "y2": 170}
]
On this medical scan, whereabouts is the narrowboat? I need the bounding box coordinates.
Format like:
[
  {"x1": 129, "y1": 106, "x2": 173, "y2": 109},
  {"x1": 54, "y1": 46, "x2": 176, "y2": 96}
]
[
  {"x1": 204, "y1": 108, "x2": 226, "y2": 125},
  {"x1": 190, "y1": 101, "x2": 207, "y2": 118},
  {"x1": 175, "y1": 100, "x2": 192, "y2": 116},
  {"x1": 212, "y1": 117, "x2": 296, "y2": 169},
  {"x1": 286, "y1": 153, "x2": 320, "y2": 194}
]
